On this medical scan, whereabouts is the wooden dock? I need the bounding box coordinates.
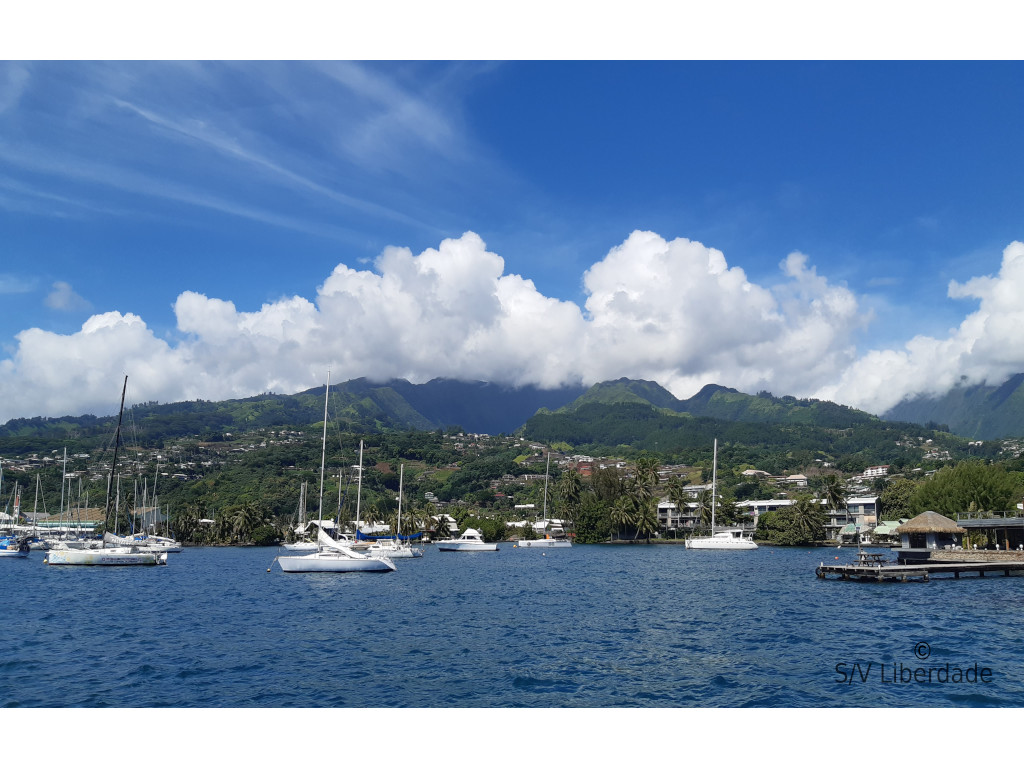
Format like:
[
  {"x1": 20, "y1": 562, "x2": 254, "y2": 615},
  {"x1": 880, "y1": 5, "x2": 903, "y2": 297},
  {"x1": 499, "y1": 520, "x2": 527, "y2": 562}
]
[{"x1": 816, "y1": 559, "x2": 1024, "y2": 582}]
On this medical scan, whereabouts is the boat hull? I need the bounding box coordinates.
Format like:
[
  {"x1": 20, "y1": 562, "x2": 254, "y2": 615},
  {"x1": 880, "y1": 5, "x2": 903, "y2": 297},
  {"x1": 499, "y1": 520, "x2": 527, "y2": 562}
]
[
  {"x1": 0, "y1": 549, "x2": 29, "y2": 558},
  {"x1": 436, "y1": 542, "x2": 499, "y2": 551},
  {"x1": 277, "y1": 551, "x2": 396, "y2": 573},
  {"x1": 685, "y1": 538, "x2": 758, "y2": 550},
  {"x1": 44, "y1": 547, "x2": 168, "y2": 565},
  {"x1": 281, "y1": 541, "x2": 318, "y2": 551},
  {"x1": 517, "y1": 539, "x2": 571, "y2": 548}
]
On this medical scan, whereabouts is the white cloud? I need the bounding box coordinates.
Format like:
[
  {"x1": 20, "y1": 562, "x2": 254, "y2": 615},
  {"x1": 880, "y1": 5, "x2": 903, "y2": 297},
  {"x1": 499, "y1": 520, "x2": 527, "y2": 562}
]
[
  {"x1": 819, "y1": 240, "x2": 1024, "y2": 414},
  {"x1": 0, "y1": 231, "x2": 1022, "y2": 424},
  {"x1": 45, "y1": 281, "x2": 92, "y2": 312}
]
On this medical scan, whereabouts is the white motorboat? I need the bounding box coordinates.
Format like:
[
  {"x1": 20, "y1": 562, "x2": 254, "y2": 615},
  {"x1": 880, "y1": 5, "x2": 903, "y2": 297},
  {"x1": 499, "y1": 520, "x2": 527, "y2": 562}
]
[
  {"x1": 436, "y1": 528, "x2": 499, "y2": 552},
  {"x1": 276, "y1": 375, "x2": 396, "y2": 575},
  {"x1": 685, "y1": 438, "x2": 757, "y2": 551}
]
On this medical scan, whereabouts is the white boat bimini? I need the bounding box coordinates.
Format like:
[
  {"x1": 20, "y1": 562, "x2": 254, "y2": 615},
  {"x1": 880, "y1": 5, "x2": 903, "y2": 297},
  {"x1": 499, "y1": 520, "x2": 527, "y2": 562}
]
[{"x1": 436, "y1": 528, "x2": 499, "y2": 552}]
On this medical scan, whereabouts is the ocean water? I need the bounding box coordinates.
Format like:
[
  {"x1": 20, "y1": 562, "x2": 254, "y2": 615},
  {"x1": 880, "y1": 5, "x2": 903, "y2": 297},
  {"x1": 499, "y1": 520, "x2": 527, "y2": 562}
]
[{"x1": 2, "y1": 543, "x2": 1023, "y2": 707}]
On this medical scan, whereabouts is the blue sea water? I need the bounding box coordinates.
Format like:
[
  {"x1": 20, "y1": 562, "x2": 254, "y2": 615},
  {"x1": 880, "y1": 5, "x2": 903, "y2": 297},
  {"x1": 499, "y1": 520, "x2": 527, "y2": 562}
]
[{"x1": 2, "y1": 543, "x2": 1023, "y2": 708}]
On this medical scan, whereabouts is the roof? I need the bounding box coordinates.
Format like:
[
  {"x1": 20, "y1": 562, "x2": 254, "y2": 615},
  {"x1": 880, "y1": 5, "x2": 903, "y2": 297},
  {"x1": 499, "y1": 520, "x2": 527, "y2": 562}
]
[
  {"x1": 895, "y1": 511, "x2": 966, "y2": 534},
  {"x1": 872, "y1": 520, "x2": 908, "y2": 536}
]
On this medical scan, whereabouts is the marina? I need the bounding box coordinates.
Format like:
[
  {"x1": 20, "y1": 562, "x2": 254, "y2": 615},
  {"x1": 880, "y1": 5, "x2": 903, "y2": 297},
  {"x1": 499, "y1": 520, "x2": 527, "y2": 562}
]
[{"x1": 816, "y1": 555, "x2": 1024, "y2": 582}]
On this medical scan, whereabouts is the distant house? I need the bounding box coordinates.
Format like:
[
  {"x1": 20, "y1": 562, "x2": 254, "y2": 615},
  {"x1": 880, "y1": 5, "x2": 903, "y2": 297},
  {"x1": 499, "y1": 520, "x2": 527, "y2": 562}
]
[{"x1": 863, "y1": 465, "x2": 890, "y2": 478}]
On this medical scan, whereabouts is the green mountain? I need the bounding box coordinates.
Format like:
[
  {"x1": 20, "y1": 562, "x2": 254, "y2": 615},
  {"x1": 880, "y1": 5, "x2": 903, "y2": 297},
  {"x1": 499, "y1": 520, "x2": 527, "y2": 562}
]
[
  {"x1": 0, "y1": 378, "x2": 586, "y2": 453},
  {"x1": 523, "y1": 380, "x2": 970, "y2": 473},
  {"x1": 558, "y1": 378, "x2": 878, "y2": 429},
  {"x1": 883, "y1": 373, "x2": 1024, "y2": 439}
]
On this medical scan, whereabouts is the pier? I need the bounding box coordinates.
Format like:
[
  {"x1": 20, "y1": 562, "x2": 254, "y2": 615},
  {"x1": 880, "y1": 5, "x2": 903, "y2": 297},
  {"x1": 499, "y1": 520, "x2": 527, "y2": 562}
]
[{"x1": 816, "y1": 557, "x2": 1024, "y2": 582}]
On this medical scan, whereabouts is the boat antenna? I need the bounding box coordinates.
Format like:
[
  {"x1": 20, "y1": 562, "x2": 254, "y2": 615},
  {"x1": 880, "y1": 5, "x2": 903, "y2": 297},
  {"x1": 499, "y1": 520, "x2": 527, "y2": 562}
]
[{"x1": 104, "y1": 375, "x2": 128, "y2": 541}]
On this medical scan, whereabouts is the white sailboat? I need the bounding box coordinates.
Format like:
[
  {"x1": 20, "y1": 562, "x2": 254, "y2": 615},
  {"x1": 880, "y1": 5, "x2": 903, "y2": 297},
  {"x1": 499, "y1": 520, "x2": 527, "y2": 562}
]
[
  {"x1": 0, "y1": 471, "x2": 30, "y2": 558},
  {"x1": 517, "y1": 452, "x2": 571, "y2": 548},
  {"x1": 685, "y1": 439, "x2": 757, "y2": 550},
  {"x1": 276, "y1": 374, "x2": 395, "y2": 574},
  {"x1": 367, "y1": 465, "x2": 424, "y2": 559},
  {"x1": 45, "y1": 376, "x2": 168, "y2": 566},
  {"x1": 281, "y1": 481, "x2": 317, "y2": 551}
]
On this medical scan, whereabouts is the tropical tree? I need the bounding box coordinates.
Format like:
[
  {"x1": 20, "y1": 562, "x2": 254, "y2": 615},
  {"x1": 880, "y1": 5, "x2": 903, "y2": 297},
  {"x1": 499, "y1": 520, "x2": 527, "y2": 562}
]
[
  {"x1": 694, "y1": 489, "x2": 715, "y2": 528},
  {"x1": 609, "y1": 496, "x2": 635, "y2": 541},
  {"x1": 819, "y1": 474, "x2": 848, "y2": 525},
  {"x1": 878, "y1": 476, "x2": 918, "y2": 521},
  {"x1": 556, "y1": 469, "x2": 583, "y2": 527},
  {"x1": 230, "y1": 503, "x2": 263, "y2": 543},
  {"x1": 789, "y1": 494, "x2": 827, "y2": 544},
  {"x1": 633, "y1": 498, "x2": 660, "y2": 542}
]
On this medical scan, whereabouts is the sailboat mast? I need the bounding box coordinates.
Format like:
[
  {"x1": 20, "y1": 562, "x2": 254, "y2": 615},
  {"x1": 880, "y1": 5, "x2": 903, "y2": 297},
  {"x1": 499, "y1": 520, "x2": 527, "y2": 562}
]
[
  {"x1": 355, "y1": 440, "x2": 364, "y2": 528},
  {"x1": 317, "y1": 372, "x2": 331, "y2": 527},
  {"x1": 542, "y1": 452, "x2": 550, "y2": 519},
  {"x1": 397, "y1": 464, "x2": 404, "y2": 539},
  {"x1": 711, "y1": 438, "x2": 717, "y2": 535},
  {"x1": 104, "y1": 375, "x2": 129, "y2": 540}
]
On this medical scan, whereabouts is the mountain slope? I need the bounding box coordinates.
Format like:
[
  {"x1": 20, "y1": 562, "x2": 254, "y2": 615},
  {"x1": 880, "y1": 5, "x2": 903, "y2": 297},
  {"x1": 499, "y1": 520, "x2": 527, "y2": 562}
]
[{"x1": 883, "y1": 373, "x2": 1024, "y2": 439}]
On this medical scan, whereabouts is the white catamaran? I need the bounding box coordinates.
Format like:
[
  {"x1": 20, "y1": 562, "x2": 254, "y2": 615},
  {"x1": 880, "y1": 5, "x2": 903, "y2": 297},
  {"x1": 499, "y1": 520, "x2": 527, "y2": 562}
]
[
  {"x1": 276, "y1": 374, "x2": 395, "y2": 574},
  {"x1": 685, "y1": 438, "x2": 757, "y2": 551}
]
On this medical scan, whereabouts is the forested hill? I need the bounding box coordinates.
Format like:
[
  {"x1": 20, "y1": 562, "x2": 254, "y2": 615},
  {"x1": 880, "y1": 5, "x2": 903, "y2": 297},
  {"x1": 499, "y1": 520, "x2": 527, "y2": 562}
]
[
  {"x1": 883, "y1": 373, "x2": 1024, "y2": 440},
  {"x1": 522, "y1": 380, "x2": 976, "y2": 474},
  {"x1": 564, "y1": 378, "x2": 879, "y2": 428},
  {"x1": 0, "y1": 378, "x2": 586, "y2": 453}
]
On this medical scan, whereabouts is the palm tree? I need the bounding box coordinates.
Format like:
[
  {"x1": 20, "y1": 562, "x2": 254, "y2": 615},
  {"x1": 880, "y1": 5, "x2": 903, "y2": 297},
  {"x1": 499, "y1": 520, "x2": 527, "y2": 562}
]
[
  {"x1": 609, "y1": 496, "x2": 635, "y2": 541},
  {"x1": 820, "y1": 474, "x2": 847, "y2": 524},
  {"x1": 633, "y1": 498, "x2": 660, "y2": 542},
  {"x1": 790, "y1": 494, "x2": 826, "y2": 544},
  {"x1": 695, "y1": 488, "x2": 715, "y2": 529},
  {"x1": 231, "y1": 503, "x2": 262, "y2": 543},
  {"x1": 557, "y1": 469, "x2": 583, "y2": 527}
]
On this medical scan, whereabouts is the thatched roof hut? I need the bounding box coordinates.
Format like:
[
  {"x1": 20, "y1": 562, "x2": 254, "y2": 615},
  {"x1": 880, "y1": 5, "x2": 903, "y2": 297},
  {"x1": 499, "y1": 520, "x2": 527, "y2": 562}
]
[
  {"x1": 895, "y1": 511, "x2": 966, "y2": 535},
  {"x1": 895, "y1": 511, "x2": 966, "y2": 551}
]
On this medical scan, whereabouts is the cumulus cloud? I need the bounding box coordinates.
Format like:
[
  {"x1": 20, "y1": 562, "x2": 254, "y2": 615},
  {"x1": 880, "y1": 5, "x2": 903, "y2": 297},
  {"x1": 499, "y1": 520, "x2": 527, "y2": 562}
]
[
  {"x1": 0, "y1": 231, "x2": 1021, "y2": 423},
  {"x1": 818, "y1": 240, "x2": 1024, "y2": 414}
]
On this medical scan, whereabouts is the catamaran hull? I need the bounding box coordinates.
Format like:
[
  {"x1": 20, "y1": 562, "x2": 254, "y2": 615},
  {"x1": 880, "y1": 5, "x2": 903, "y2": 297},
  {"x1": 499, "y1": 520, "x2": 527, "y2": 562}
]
[
  {"x1": 517, "y1": 539, "x2": 571, "y2": 548},
  {"x1": 44, "y1": 548, "x2": 168, "y2": 566},
  {"x1": 277, "y1": 552, "x2": 396, "y2": 573}
]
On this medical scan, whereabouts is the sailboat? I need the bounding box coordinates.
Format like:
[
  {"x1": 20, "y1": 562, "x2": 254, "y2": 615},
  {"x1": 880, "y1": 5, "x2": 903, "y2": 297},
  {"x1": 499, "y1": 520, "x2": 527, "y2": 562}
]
[
  {"x1": 367, "y1": 465, "x2": 424, "y2": 558},
  {"x1": 276, "y1": 374, "x2": 395, "y2": 574},
  {"x1": 281, "y1": 481, "x2": 317, "y2": 551},
  {"x1": 517, "y1": 452, "x2": 571, "y2": 548},
  {"x1": 0, "y1": 471, "x2": 30, "y2": 558},
  {"x1": 45, "y1": 376, "x2": 168, "y2": 566},
  {"x1": 685, "y1": 439, "x2": 757, "y2": 550}
]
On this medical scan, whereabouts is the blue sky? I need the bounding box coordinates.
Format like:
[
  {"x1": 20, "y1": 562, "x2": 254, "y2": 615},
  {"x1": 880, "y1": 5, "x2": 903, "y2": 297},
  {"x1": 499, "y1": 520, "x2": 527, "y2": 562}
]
[{"x1": 2, "y1": 56, "x2": 1023, "y2": 422}]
